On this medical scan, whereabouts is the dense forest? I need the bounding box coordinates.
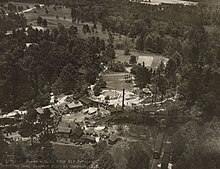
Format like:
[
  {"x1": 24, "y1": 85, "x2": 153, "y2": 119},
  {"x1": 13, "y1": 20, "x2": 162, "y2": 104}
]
[
  {"x1": 67, "y1": 0, "x2": 220, "y2": 119},
  {"x1": 0, "y1": 11, "x2": 115, "y2": 111},
  {"x1": 0, "y1": 0, "x2": 219, "y2": 120}
]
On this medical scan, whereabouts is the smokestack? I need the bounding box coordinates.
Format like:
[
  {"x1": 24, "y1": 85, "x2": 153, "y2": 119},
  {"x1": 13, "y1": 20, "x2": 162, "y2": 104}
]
[{"x1": 122, "y1": 89, "x2": 125, "y2": 109}]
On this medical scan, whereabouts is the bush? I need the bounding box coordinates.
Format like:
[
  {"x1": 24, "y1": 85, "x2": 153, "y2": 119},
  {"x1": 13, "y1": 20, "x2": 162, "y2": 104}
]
[
  {"x1": 108, "y1": 61, "x2": 126, "y2": 72},
  {"x1": 129, "y1": 55, "x2": 137, "y2": 64},
  {"x1": 105, "y1": 95, "x2": 110, "y2": 100},
  {"x1": 94, "y1": 85, "x2": 101, "y2": 96},
  {"x1": 124, "y1": 48, "x2": 130, "y2": 55}
]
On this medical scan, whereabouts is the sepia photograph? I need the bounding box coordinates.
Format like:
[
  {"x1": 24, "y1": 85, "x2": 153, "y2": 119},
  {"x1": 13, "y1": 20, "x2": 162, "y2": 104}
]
[{"x1": 0, "y1": 0, "x2": 219, "y2": 169}]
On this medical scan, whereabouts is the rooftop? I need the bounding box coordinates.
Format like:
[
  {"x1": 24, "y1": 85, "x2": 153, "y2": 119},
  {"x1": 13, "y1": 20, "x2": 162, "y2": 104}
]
[
  {"x1": 58, "y1": 126, "x2": 72, "y2": 134},
  {"x1": 67, "y1": 101, "x2": 83, "y2": 109},
  {"x1": 79, "y1": 96, "x2": 98, "y2": 105}
]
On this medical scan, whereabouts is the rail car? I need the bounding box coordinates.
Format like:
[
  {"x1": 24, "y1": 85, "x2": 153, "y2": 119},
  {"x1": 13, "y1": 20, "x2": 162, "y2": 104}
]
[
  {"x1": 160, "y1": 142, "x2": 172, "y2": 169},
  {"x1": 161, "y1": 152, "x2": 170, "y2": 169},
  {"x1": 153, "y1": 132, "x2": 165, "y2": 159}
]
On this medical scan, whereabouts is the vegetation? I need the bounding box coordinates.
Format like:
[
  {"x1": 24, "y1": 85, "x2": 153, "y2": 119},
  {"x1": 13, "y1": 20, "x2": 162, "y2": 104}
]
[
  {"x1": 0, "y1": 0, "x2": 220, "y2": 169},
  {"x1": 108, "y1": 61, "x2": 126, "y2": 72},
  {"x1": 0, "y1": 12, "x2": 111, "y2": 111}
]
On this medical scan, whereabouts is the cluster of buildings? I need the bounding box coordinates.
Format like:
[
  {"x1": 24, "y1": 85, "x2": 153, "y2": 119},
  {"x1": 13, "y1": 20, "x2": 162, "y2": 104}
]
[{"x1": 53, "y1": 95, "x2": 121, "y2": 145}]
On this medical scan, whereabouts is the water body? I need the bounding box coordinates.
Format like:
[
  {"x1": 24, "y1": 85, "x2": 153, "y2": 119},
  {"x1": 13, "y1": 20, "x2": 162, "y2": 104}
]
[{"x1": 133, "y1": 0, "x2": 198, "y2": 6}]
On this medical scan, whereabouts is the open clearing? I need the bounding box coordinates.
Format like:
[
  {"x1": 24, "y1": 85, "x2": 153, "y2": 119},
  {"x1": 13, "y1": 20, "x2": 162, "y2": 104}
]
[
  {"x1": 102, "y1": 71, "x2": 133, "y2": 91},
  {"x1": 23, "y1": 5, "x2": 120, "y2": 42},
  {"x1": 103, "y1": 50, "x2": 168, "y2": 91},
  {"x1": 115, "y1": 50, "x2": 168, "y2": 69}
]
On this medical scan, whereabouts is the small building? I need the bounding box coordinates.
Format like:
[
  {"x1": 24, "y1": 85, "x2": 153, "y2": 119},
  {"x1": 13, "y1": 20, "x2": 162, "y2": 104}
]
[
  {"x1": 81, "y1": 135, "x2": 96, "y2": 144},
  {"x1": 109, "y1": 107, "x2": 124, "y2": 116},
  {"x1": 70, "y1": 127, "x2": 84, "y2": 142},
  {"x1": 87, "y1": 107, "x2": 98, "y2": 115},
  {"x1": 66, "y1": 101, "x2": 83, "y2": 112},
  {"x1": 57, "y1": 126, "x2": 72, "y2": 139},
  {"x1": 79, "y1": 96, "x2": 99, "y2": 108}
]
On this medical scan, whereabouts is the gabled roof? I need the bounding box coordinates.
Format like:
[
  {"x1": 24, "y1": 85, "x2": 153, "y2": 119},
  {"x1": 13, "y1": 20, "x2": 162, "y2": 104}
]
[
  {"x1": 67, "y1": 101, "x2": 83, "y2": 109},
  {"x1": 79, "y1": 96, "x2": 94, "y2": 105},
  {"x1": 58, "y1": 126, "x2": 72, "y2": 134},
  {"x1": 81, "y1": 135, "x2": 96, "y2": 141}
]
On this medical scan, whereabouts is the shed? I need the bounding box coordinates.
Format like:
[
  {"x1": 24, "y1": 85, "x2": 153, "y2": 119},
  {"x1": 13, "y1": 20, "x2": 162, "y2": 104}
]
[
  {"x1": 66, "y1": 101, "x2": 83, "y2": 112},
  {"x1": 81, "y1": 135, "x2": 96, "y2": 144},
  {"x1": 79, "y1": 96, "x2": 99, "y2": 107},
  {"x1": 57, "y1": 126, "x2": 72, "y2": 139}
]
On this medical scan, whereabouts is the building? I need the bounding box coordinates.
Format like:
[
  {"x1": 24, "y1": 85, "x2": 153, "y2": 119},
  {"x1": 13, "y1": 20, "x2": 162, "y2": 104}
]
[
  {"x1": 57, "y1": 126, "x2": 72, "y2": 139},
  {"x1": 109, "y1": 107, "x2": 124, "y2": 116},
  {"x1": 66, "y1": 101, "x2": 83, "y2": 113},
  {"x1": 79, "y1": 96, "x2": 99, "y2": 108},
  {"x1": 81, "y1": 135, "x2": 96, "y2": 144}
]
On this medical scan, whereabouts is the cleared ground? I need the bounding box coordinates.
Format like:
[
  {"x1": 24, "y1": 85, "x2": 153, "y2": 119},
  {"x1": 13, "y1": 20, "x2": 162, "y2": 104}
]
[
  {"x1": 102, "y1": 71, "x2": 133, "y2": 91},
  {"x1": 115, "y1": 50, "x2": 168, "y2": 69},
  {"x1": 103, "y1": 50, "x2": 168, "y2": 91}
]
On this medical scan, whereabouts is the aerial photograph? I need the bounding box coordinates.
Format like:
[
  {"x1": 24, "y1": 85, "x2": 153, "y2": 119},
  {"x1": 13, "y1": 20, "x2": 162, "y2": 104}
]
[{"x1": 0, "y1": 0, "x2": 219, "y2": 168}]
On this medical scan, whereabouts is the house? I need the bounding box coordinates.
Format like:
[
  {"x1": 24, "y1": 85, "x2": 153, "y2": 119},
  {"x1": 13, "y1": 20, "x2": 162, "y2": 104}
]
[
  {"x1": 87, "y1": 107, "x2": 98, "y2": 115},
  {"x1": 79, "y1": 96, "x2": 99, "y2": 108},
  {"x1": 66, "y1": 101, "x2": 83, "y2": 112},
  {"x1": 109, "y1": 107, "x2": 124, "y2": 116},
  {"x1": 81, "y1": 135, "x2": 96, "y2": 144},
  {"x1": 70, "y1": 127, "x2": 84, "y2": 142},
  {"x1": 57, "y1": 126, "x2": 72, "y2": 139}
]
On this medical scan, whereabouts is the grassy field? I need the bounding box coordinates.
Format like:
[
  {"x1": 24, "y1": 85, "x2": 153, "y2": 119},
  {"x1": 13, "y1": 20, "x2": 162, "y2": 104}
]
[
  {"x1": 102, "y1": 50, "x2": 168, "y2": 91},
  {"x1": 115, "y1": 50, "x2": 168, "y2": 69},
  {"x1": 102, "y1": 71, "x2": 133, "y2": 91}
]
